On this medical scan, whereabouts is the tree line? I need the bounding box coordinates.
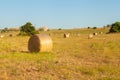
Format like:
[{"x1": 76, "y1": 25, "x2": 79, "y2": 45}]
[{"x1": 1, "y1": 21, "x2": 120, "y2": 36}]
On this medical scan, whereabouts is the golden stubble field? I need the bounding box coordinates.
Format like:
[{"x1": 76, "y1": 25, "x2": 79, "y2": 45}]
[{"x1": 0, "y1": 28, "x2": 120, "y2": 80}]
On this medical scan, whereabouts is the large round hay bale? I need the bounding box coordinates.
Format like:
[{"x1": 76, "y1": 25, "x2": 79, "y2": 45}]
[
  {"x1": 28, "y1": 34, "x2": 53, "y2": 52},
  {"x1": 64, "y1": 33, "x2": 70, "y2": 38}
]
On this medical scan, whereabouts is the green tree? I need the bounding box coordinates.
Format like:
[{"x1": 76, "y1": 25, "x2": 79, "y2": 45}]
[
  {"x1": 109, "y1": 22, "x2": 120, "y2": 33},
  {"x1": 19, "y1": 22, "x2": 38, "y2": 36},
  {"x1": 107, "y1": 24, "x2": 111, "y2": 28},
  {"x1": 88, "y1": 27, "x2": 90, "y2": 29},
  {"x1": 93, "y1": 27, "x2": 97, "y2": 29},
  {"x1": 1, "y1": 27, "x2": 8, "y2": 33}
]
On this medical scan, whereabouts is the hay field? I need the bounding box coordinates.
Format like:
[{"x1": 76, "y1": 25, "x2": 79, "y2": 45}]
[{"x1": 0, "y1": 28, "x2": 120, "y2": 80}]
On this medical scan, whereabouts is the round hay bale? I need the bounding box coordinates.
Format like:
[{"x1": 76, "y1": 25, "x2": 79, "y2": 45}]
[
  {"x1": 64, "y1": 33, "x2": 70, "y2": 38},
  {"x1": 88, "y1": 34, "x2": 93, "y2": 39},
  {"x1": 99, "y1": 32, "x2": 103, "y2": 34},
  {"x1": 77, "y1": 34, "x2": 81, "y2": 36},
  {"x1": 9, "y1": 34, "x2": 13, "y2": 37},
  {"x1": 28, "y1": 34, "x2": 53, "y2": 52},
  {"x1": 0, "y1": 35, "x2": 4, "y2": 38},
  {"x1": 93, "y1": 32, "x2": 97, "y2": 36}
]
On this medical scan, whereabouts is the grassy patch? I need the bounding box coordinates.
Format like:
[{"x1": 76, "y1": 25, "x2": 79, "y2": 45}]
[
  {"x1": 0, "y1": 29, "x2": 120, "y2": 80},
  {"x1": 76, "y1": 66, "x2": 96, "y2": 76},
  {"x1": 0, "y1": 52, "x2": 54, "y2": 62}
]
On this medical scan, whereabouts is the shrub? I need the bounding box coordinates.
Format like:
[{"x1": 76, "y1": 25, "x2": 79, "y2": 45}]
[
  {"x1": 19, "y1": 22, "x2": 39, "y2": 36},
  {"x1": 88, "y1": 27, "x2": 90, "y2": 29},
  {"x1": 109, "y1": 22, "x2": 120, "y2": 33},
  {"x1": 58, "y1": 28, "x2": 62, "y2": 30},
  {"x1": 1, "y1": 27, "x2": 8, "y2": 33},
  {"x1": 93, "y1": 27, "x2": 97, "y2": 29}
]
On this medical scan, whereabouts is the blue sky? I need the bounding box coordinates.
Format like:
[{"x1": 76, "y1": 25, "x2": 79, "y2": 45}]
[{"x1": 0, "y1": 0, "x2": 120, "y2": 29}]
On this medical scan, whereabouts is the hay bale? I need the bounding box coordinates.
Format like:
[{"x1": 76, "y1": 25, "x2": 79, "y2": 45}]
[
  {"x1": 93, "y1": 32, "x2": 98, "y2": 36},
  {"x1": 88, "y1": 34, "x2": 93, "y2": 39},
  {"x1": 77, "y1": 34, "x2": 81, "y2": 36},
  {"x1": 9, "y1": 34, "x2": 13, "y2": 37},
  {"x1": 39, "y1": 27, "x2": 48, "y2": 31},
  {"x1": 28, "y1": 34, "x2": 53, "y2": 52},
  {"x1": 0, "y1": 35, "x2": 4, "y2": 38},
  {"x1": 64, "y1": 33, "x2": 70, "y2": 38},
  {"x1": 99, "y1": 32, "x2": 103, "y2": 34}
]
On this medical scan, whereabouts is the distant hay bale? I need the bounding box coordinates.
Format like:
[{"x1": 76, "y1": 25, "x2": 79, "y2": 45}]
[
  {"x1": 0, "y1": 35, "x2": 4, "y2": 38},
  {"x1": 99, "y1": 32, "x2": 103, "y2": 34},
  {"x1": 64, "y1": 33, "x2": 70, "y2": 38},
  {"x1": 9, "y1": 34, "x2": 13, "y2": 37},
  {"x1": 39, "y1": 27, "x2": 48, "y2": 31},
  {"x1": 93, "y1": 32, "x2": 98, "y2": 36},
  {"x1": 28, "y1": 34, "x2": 53, "y2": 52},
  {"x1": 88, "y1": 34, "x2": 93, "y2": 39},
  {"x1": 77, "y1": 34, "x2": 81, "y2": 36}
]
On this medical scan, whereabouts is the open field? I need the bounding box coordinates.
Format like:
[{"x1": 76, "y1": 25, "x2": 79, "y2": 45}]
[{"x1": 0, "y1": 28, "x2": 120, "y2": 80}]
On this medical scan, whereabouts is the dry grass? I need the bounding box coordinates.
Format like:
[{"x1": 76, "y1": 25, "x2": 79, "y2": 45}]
[{"x1": 0, "y1": 28, "x2": 120, "y2": 80}]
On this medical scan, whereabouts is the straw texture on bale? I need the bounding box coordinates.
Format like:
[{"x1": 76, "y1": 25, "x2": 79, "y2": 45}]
[
  {"x1": 28, "y1": 34, "x2": 53, "y2": 52},
  {"x1": 64, "y1": 33, "x2": 70, "y2": 38}
]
